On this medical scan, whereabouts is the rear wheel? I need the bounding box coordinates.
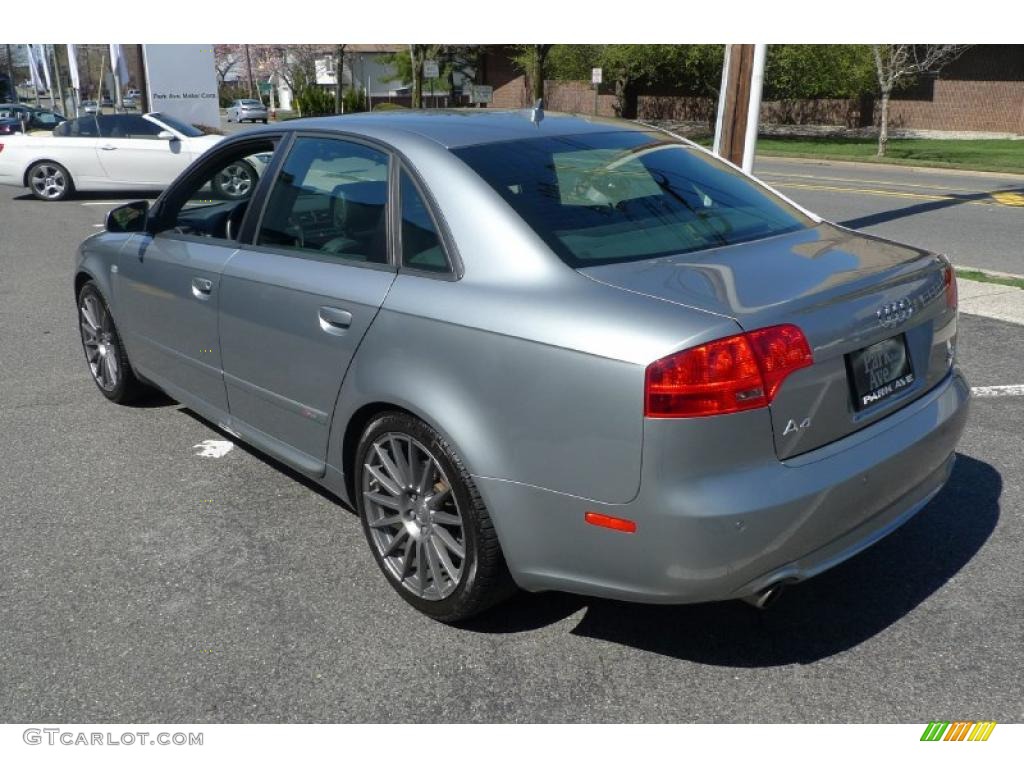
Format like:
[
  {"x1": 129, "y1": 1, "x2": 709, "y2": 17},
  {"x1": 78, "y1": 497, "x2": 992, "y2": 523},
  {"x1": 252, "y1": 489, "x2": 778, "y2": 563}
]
[
  {"x1": 28, "y1": 160, "x2": 73, "y2": 201},
  {"x1": 77, "y1": 281, "x2": 146, "y2": 403},
  {"x1": 355, "y1": 412, "x2": 516, "y2": 622}
]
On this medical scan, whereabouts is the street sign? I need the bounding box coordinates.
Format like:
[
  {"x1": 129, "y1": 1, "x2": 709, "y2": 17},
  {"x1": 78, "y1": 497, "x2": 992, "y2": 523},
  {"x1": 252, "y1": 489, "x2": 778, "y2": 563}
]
[
  {"x1": 423, "y1": 60, "x2": 440, "y2": 79},
  {"x1": 591, "y1": 67, "x2": 603, "y2": 85},
  {"x1": 470, "y1": 85, "x2": 493, "y2": 104}
]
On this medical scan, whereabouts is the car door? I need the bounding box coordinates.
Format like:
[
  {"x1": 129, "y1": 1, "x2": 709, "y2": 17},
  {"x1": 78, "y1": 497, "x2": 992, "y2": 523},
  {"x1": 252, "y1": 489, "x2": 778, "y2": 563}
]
[
  {"x1": 115, "y1": 136, "x2": 281, "y2": 417},
  {"x1": 95, "y1": 114, "x2": 193, "y2": 186},
  {"x1": 217, "y1": 134, "x2": 397, "y2": 475},
  {"x1": 45, "y1": 115, "x2": 107, "y2": 185}
]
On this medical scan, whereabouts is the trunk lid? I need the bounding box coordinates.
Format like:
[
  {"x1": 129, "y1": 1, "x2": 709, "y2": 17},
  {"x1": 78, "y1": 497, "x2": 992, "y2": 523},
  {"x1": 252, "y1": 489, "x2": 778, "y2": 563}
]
[{"x1": 581, "y1": 223, "x2": 957, "y2": 458}]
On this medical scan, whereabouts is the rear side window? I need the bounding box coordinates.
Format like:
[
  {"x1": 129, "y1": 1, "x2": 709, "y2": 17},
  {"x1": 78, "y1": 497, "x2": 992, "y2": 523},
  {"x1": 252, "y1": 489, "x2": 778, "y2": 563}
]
[
  {"x1": 54, "y1": 116, "x2": 100, "y2": 137},
  {"x1": 454, "y1": 131, "x2": 812, "y2": 267},
  {"x1": 98, "y1": 115, "x2": 162, "y2": 139},
  {"x1": 399, "y1": 170, "x2": 449, "y2": 273},
  {"x1": 257, "y1": 136, "x2": 389, "y2": 264}
]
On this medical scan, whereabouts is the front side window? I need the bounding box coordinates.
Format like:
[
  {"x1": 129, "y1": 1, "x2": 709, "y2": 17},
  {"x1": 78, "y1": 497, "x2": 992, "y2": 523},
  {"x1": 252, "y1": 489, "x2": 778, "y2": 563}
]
[
  {"x1": 257, "y1": 136, "x2": 389, "y2": 264},
  {"x1": 454, "y1": 131, "x2": 812, "y2": 267},
  {"x1": 148, "y1": 113, "x2": 204, "y2": 138},
  {"x1": 399, "y1": 170, "x2": 448, "y2": 273},
  {"x1": 156, "y1": 141, "x2": 276, "y2": 241}
]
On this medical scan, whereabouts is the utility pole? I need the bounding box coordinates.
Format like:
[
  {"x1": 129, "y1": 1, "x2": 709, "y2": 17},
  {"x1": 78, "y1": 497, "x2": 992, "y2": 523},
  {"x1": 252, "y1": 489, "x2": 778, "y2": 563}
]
[
  {"x1": 712, "y1": 44, "x2": 767, "y2": 172},
  {"x1": 334, "y1": 44, "x2": 345, "y2": 114},
  {"x1": 245, "y1": 44, "x2": 256, "y2": 100}
]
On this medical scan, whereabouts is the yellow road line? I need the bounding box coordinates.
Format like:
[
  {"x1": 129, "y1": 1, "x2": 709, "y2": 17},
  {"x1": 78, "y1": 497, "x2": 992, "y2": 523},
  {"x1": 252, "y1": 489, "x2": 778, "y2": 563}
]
[
  {"x1": 761, "y1": 171, "x2": 974, "y2": 192},
  {"x1": 772, "y1": 181, "x2": 1024, "y2": 208}
]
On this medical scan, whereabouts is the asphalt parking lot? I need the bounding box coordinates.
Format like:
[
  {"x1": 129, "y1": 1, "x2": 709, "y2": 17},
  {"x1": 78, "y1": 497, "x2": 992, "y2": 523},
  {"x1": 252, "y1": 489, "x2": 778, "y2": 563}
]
[{"x1": 1, "y1": 185, "x2": 1022, "y2": 723}]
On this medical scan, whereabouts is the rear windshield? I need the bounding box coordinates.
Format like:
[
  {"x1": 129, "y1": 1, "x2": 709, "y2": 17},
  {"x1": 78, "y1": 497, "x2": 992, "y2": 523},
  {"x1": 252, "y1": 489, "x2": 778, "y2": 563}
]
[
  {"x1": 453, "y1": 131, "x2": 812, "y2": 267},
  {"x1": 240, "y1": 100, "x2": 264, "y2": 106}
]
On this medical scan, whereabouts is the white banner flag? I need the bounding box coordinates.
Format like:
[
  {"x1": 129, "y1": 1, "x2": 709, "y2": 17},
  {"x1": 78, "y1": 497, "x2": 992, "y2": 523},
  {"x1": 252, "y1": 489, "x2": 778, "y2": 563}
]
[
  {"x1": 33, "y1": 44, "x2": 52, "y2": 92},
  {"x1": 67, "y1": 44, "x2": 81, "y2": 90},
  {"x1": 25, "y1": 44, "x2": 44, "y2": 93},
  {"x1": 109, "y1": 44, "x2": 130, "y2": 85}
]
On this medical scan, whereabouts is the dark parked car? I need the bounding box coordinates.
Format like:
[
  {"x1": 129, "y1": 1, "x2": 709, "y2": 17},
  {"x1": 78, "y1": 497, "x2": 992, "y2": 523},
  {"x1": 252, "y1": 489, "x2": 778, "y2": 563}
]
[{"x1": 0, "y1": 103, "x2": 65, "y2": 131}]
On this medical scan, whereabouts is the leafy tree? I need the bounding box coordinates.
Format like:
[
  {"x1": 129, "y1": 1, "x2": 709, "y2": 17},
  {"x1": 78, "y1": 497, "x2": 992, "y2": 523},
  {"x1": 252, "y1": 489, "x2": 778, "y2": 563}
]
[
  {"x1": 510, "y1": 45, "x2": 553, "y2": 102},
  {"x1": 765, "y1": 45, "x2": 875, "y2": 100},
  {"x1": 871, "y1": 44, "x2": 971, "y2": 156}
]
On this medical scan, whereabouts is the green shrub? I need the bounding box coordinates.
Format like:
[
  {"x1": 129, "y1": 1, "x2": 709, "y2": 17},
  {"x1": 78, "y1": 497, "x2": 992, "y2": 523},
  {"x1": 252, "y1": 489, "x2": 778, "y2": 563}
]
[
  {"x1": 294, "y1": 86, "x2": 335, "y2": 117},
  {"x1": 343, "y1": 87, "x2": 368, "y2": 114},
  {"x1": 373, "y1": 102, "x2": 407, "y2": 111}
]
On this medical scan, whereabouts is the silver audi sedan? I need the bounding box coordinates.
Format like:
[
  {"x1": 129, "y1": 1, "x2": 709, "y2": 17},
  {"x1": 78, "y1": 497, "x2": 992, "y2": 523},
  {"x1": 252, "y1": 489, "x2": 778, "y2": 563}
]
[{"x1": 75, "y1": 110, "x2": 969, "y2": 622}]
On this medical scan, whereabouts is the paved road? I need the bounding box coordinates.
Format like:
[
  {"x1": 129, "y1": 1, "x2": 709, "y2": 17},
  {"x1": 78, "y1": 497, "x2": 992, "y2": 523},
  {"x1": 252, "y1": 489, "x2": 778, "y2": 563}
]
[
  {"x1": 754, "y1": 157, "x2": 1024, "y2": 276},
  {"x1": 1, "y1": 188, "x2": 1022, "y2": 723}
]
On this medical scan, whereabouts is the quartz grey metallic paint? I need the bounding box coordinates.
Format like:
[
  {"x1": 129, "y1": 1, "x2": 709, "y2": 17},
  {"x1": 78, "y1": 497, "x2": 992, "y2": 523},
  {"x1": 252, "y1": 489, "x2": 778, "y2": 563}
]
[{"x1": 74, "y1": 111, "x2": 969, "y2": 607}]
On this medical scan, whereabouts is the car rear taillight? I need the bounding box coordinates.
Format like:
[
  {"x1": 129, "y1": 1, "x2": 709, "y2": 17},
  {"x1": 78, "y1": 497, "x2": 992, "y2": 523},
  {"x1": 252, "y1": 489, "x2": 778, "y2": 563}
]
[
  {"x1": 943, "y1": 264, "x2": 957, "y2": 309},
  {"x1": 644, "y1": 324, "x2": 813, "y2": 418}
]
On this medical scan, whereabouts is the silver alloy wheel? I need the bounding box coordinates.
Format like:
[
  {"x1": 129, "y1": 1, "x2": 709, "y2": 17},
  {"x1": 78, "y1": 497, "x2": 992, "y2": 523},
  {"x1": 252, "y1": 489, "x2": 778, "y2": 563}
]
[
  {"x1": 29, "y1": 164, "x2": 67, "y2": 200},
  {"x1": 215, "y1": 163, "x2": 254, "y2": 199},
  {"x1": 79, "y1": 293, "x2": 119, "y2": 391},
  {"x1": 362, "y1": 433, "x2": 466, "y2": 601}
]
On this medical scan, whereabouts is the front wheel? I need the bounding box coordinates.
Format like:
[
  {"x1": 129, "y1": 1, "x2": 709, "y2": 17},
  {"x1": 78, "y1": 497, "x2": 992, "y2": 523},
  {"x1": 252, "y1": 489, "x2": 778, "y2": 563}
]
[
  {"x1": 28, "y1": 160, "x2": 73, "y2": 201},
  {"x1": 212, "y1": 160, "x2": 256, "y2": 200},
  {"x1": 355, "y1": 412, "x2": 516, "y2": 622},
  {"x1": 77, "y1": 281, "x2": 146, "y2": 403}
]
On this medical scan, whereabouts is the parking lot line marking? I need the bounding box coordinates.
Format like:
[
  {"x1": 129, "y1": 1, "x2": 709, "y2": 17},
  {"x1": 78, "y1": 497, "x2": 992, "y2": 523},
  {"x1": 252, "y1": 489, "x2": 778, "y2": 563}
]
[
  {"x1": 80, "y1": 201, "x2": 136, "y2": 206},
  {"x1": 971, "y1": 384, "x2": 1024, "y2": 397}
]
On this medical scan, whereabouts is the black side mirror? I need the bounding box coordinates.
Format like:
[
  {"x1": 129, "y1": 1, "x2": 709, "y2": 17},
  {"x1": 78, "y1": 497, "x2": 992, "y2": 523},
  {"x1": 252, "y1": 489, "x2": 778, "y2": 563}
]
[{"x1": 106, "y1": 200, "x2": 150, "y2": 233}]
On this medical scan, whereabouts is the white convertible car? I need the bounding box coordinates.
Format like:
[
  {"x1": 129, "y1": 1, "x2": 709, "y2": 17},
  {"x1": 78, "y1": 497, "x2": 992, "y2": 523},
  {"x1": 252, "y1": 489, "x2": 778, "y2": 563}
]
[{"x1": 0, "y1": 112, "x2": 260, "y2": 202}]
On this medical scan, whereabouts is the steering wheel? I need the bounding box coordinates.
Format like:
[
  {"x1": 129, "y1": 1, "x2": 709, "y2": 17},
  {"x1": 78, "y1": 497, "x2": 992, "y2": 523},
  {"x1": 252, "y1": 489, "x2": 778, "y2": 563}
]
[{"x1": 224, "y1": 202, "x2": 249, "y2": 241}]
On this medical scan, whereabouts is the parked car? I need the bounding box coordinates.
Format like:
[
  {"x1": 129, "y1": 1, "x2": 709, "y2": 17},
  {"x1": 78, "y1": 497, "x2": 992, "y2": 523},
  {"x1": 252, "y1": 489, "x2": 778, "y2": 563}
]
[
  {"x1": 0, "y1": 112, "x2": 260, "y2": 201},
  {"x1": 0, "y1": 116, "x2": 24, "y2": 135},
  {"x1": 73, "y1": 111, "x2": 968, "y2": 622},
  {"x1": 80, "y1": 100, "x2": 99, "y2": 115},
  {"x1": 226, "y1": 98, "x2": 268, "y2": 124},
  {"x1": 122, "y1": 95, "x2": 138, "y2": 109},
  {"x1": 0, "y1": 103, "x2": 65, "y2": 131}
]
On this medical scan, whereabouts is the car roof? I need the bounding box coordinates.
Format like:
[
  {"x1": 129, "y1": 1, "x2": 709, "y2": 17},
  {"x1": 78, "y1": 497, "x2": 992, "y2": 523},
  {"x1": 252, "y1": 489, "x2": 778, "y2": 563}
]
[{"x1": 272, "y1": 109, "x2": 655, "y2": 149}]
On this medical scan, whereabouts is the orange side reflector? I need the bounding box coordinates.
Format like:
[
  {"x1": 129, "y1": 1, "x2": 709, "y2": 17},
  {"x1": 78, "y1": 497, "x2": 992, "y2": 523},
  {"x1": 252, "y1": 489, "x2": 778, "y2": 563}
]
[{"x1": 584, "y1": 511, "x2": 637, "y2": 534}]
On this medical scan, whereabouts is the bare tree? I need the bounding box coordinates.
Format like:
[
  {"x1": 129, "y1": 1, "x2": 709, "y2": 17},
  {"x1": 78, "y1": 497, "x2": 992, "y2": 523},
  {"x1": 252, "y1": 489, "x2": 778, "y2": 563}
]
[
  {"x1": 871, "y1": 44, "x2": 970, "y2": 156},
  {"x1": 214, "y1": 44, "x2": 242, "y2": 84}
]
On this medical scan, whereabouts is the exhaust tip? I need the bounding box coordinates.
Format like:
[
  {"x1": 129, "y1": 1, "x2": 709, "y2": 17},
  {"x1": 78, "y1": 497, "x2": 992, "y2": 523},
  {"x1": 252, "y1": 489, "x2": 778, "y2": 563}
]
[{"x1": 741, "y1": 582, "x2": 786, "y2": 610}]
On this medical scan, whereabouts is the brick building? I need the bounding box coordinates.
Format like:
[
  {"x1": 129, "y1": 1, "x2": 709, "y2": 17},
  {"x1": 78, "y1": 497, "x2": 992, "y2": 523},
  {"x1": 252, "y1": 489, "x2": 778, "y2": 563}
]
[{"x1": 481, "y1": 45, "x2": 1024, "y2": 136}]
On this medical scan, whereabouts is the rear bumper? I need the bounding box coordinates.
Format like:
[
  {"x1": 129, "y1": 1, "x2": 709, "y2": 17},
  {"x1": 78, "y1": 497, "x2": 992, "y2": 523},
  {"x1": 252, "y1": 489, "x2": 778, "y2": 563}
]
[{"x1": 477, "y1": 369, "x2": 970, "y2": 604}]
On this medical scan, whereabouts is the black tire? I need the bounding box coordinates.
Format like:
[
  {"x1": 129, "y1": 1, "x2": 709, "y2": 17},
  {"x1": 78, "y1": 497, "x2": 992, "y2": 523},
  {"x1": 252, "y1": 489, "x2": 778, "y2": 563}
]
[
  {"x1": 76, "y1": 281, "x2": 147, "y2": 404},
  {"x1": 27, "y1": 160, "x2": 74, "y2": 201},
  {"x1": 355, "y1": 411, "x2": 517, "y2": 623},
  {"x1": 261, "y1": 118, "x2": 268, "y2": 124}
]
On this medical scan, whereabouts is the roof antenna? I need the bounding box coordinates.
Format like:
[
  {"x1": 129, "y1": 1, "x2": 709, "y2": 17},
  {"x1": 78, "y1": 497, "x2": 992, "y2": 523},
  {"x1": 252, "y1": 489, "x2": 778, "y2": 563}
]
[{"x1": 530, "y1": 98, "x2": 544, "y2": 125}]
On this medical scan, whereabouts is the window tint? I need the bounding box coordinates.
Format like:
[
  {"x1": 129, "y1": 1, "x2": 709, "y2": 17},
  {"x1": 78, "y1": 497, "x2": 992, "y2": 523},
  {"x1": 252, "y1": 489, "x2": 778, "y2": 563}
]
[
  {"x1": 257, "y1": 137, "x2": 389, "y2": 264},
  {"x1": 98, "y1": 114, "x2": 162, "y2": 139},
  {"x1": 399, "y1": 170, "x2": 448, "y2": 273},
  {"x1": 454, "y1": 132, "x2": 812, "y2": 267}
]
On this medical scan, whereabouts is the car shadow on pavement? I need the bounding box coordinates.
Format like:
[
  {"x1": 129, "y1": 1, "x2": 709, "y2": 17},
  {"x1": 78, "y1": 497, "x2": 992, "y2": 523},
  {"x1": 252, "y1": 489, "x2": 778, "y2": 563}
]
[
  {"x1": 839, "y1": 187, "x2": 1024, "y2": 230},
  {"x1": 13, "y1": 190, "x2": 162, "y2": 203},
  {"x1": 463, "y1": 453, "x2": 1001, "y2": 666}
]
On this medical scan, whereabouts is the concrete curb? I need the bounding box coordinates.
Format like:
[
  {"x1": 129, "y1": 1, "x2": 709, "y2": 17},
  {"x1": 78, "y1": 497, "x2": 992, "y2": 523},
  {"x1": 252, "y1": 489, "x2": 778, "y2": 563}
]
[
  {"x1": 956, "y1": 275, "x2": 1024, "y2": 326},
  {"x1": 757, "y1": 154, "x2": 1024, "y2": 182}
]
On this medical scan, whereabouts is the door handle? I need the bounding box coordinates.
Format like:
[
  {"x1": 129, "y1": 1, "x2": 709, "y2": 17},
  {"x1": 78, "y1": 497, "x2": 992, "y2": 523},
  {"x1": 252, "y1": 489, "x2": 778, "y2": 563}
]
[
  {"x1": 318, "y1": 306, "x2": 353, "y2": 335},
  {"x1": 99, "y1": 144, "x2": 116, "y2": 151},
  {"x1": 191, "y1": 277, "x2": 213, "y2": 300}
]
